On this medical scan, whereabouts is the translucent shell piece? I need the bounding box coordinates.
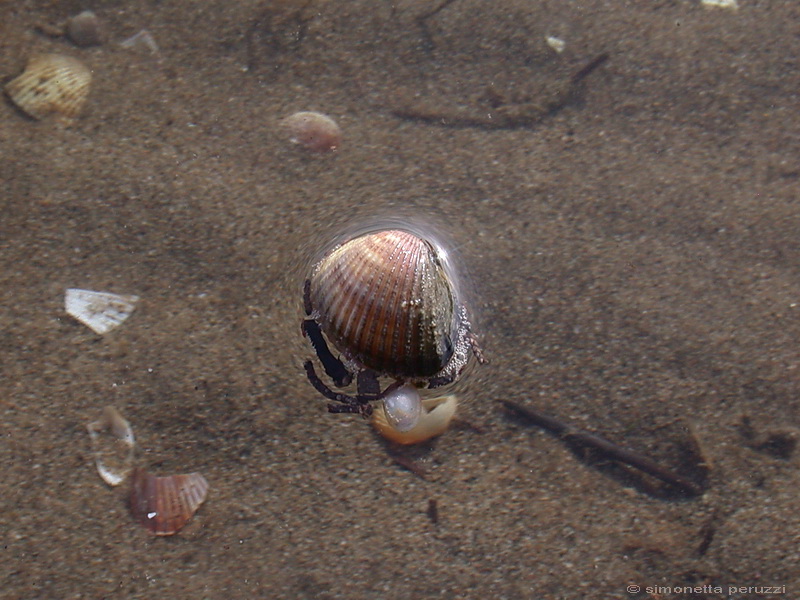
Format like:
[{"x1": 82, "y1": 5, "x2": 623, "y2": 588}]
[
  {"x1": 129, "y1": 468, "x2": 209, "y2": 536},
  {"x1": 382, "y1": 384, "x2": 423, "y2": 432},
  {"x1": 65, "y1": 289, "x2": 140, "y2": 334},
  {"x1": 309, "y1": 230, "x2": 457, "y2": 380},
  {"x1": 87, "y1": 406, "x2": 136, "y2": 486},
  {"x1": 373, "y1": 394, "x2": 458, "y2": 445},
  {"x1": 5, "y1": 54, "x2": 92, "y2": 121}
]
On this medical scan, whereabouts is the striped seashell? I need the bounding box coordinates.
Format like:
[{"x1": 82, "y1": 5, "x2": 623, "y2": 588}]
[
  {"x1": 309, "y1": 229, "x2": 457, "y2": 380},
  {"x1": 129, "y1": 468, "x2": 209, "y2": 536},
  {"x1": 5, "y1": 54, "x2": 91, "y2": 122}
]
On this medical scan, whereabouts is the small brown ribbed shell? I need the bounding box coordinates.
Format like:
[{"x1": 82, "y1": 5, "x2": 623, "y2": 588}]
[
  {"x1": 309, "y1": 229, "x2": 456, "y2": 379},
  {"x1": 5, "y1": 54, "x2": 91, "y2": 121},
  {"x1": 129, "y1": 468, "x2": 208, "y2": 536}
]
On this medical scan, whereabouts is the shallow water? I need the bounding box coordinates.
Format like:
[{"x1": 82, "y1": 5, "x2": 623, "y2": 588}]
[{"x1": 2, "y1": 1, "x2": 799, "y2": 598}]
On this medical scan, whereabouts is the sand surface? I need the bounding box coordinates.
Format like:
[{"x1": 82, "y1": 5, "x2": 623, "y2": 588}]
[{"x1": 2, "y1": 1, "x2": 799, "y2": 598}]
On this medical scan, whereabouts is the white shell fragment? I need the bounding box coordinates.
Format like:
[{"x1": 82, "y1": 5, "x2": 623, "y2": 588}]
[
  {"x1": 119, "y1": 29, "x2": 160, "y2": 54},
  {"x1": 5, "y1": 54, "x2": 92, "y2": 122},
  {"x1": 87, "y1": 406, "x2": 136, "y2": 486},
  {"x1": 65, "y1": 289, "x2": 140, "y2": 334},
  {"x1": 701, "y1": 0, "x2": 738, "y2": 10},
  {"x1": 546, "y1": 36, "x2": 566, "y2": 54},
  {"x1": 382, "y1": 385, "x2": 423, "y2": 432},
  {"x1": 373, "y1": 394, "x2": 458, "y2": 445}
]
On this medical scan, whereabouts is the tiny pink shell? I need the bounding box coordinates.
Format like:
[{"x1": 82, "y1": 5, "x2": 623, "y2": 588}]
[
  {"x1": 129, "y1": 468, "x2": 208, "y2": 535},
  {"x1": 283, "y1": 111, "x2": 341, "y2": 153}
]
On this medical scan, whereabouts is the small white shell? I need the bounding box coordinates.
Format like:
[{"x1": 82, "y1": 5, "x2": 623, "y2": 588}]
[
  {"x1": 382, "y1": 385, "x2": 422, "y2": 432},
  {"x1": 701, "y1": 0, "x2": 738, "y2": 9},
  {"x1": 5, "y1": 54, "x2": 92, "y2": 121},
  {"x1": 373, "y1": 394, "x2": 458, "y2": 445},
  {"x1": 546, "y1": 36, "x2": 566, "y2": 54},
  {"x1": 65, "y1": 288, "x2": 140, "y2": 334},
  {"x1": 87, "y1": 406, "x2": 136, "y2": 486}
]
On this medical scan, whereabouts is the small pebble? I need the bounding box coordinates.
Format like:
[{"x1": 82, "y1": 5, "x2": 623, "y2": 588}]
[{"x1": 66, "y1": 10, "x2": 104, "y2": 47}]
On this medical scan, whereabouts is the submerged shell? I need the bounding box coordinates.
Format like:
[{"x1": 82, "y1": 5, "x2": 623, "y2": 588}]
[
  {"x1": 86, "y1": 406, "x2": 136, "y2": 486},
  {"x1": 129, "y1": 468, "x2": 209, "y2": 536},
  {"x1": 283, "y1": 111, "x2": 341, "y2": 153},
  {"x1": 309, "y1": 230, "x2": 457, "y2": 379},
  {"x1": 5, "y1": 54, "x2": 91, "y2": 121},
  {"x1": 373, "y1": 394, "x2": 457, "y2": 445},
  {"x1": 65, "y1": 288, "x2": 139, "y2": 334}
]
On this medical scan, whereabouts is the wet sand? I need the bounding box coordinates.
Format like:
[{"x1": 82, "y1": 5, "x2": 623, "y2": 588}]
[{"x1": 1, "y1": 1, "x2": 799, "y2": 598}]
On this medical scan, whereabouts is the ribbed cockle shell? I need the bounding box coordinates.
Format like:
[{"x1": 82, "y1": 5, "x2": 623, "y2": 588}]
[
  {"x1": 309, "y1": 229, "x2": 457, "y2": 380},
  {"x1": 5, "y1": 54, "x2": 92, "y2": 122},
  {"x1": 129, "y1": 468, "x2": 209, "y2": 536}
]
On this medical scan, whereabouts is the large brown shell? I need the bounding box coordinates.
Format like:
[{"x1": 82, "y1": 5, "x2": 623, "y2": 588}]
[
  {"x1": 129, "y1": 468, "x2": 208, "y2": 536},
  {"x1": 309, "y1": 229, "x2": 457, "y2": 379},
  {"x1": 5, "y1": 54, "x2": 91, "y2": 121}
]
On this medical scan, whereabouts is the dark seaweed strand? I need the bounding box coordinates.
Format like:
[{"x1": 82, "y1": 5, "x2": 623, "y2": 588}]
[{"x1": 499, "y1": 399, "x2": 703, "y2": 496}]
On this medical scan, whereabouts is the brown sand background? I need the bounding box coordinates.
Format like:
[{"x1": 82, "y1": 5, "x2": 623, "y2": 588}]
[{"x1": 2, "y1": 1, "x2": 800, "y2": 598}]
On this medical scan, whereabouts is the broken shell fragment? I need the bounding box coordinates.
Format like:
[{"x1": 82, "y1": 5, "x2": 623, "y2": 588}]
[
  {"x1": 119, "y1": 29, "x2": 160, "y2": 54},
  {"x1": 5, "y1": 54, "x2": 92, "y2": 121},
  {"x1": 130, "y1": 468, "x2": 209, "y2": 536},
  {"x1": 373, "y1": 394, "x2": 457, "y2": 445},
  {"x1": 65, "y1": 289, "x2": 139, "y2": 334},
  {"x1": 546, "y1": 36, "x2": 566, "y2": 54},
  {"x1": 701, "y1": 0, "x2": 738, "y2": 9},
  {"x1": 283, "y1": 111, "x2": 341, "y2": 153},
  {"x1": 87, "y1": 406, "x2": 136, "y2": 486}
]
